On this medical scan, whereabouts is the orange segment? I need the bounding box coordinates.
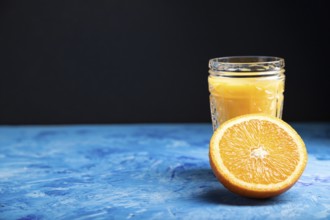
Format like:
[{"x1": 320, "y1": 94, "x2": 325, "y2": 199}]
[{"x1": 209, "y1": 114, "x2": 308, "y2": 198}]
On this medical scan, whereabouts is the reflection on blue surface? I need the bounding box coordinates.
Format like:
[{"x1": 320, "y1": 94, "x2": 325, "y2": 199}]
[{"x1": 0, "y1": 124, "x2": 330, "y2": 219}]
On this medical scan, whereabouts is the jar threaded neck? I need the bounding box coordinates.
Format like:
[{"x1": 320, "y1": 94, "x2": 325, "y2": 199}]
[{"x1": 209, "y1": 56, "x2": 285, "y2": 73}]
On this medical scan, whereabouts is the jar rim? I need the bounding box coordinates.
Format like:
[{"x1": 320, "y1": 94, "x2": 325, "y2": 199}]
[{"x1": 209, "y1": 56, "x2": 285, "y2": 72}]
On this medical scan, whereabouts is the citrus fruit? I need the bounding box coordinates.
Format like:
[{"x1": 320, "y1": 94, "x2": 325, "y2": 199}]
[{"x1": 209, "y1": 114, "x2": 308, "y2": 198}]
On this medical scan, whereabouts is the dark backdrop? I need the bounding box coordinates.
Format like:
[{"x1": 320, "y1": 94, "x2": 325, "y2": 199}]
[{"x1": 0, "y1": 0, "x2": 329, "y2": 124}]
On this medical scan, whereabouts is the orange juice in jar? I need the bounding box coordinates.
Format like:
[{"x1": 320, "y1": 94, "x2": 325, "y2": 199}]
[{"x1": 208, "y1": 56, "x2": 285, "y2": 130}]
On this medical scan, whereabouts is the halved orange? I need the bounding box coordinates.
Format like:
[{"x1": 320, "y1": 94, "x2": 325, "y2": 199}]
[{"x1": 209, "y1": 114, "x2": 308, "y2": 198}]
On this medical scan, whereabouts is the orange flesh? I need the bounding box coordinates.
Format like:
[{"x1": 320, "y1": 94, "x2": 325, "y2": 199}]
[{"x1": 219, "y1": 120, "x2": 299, "y2": 184}]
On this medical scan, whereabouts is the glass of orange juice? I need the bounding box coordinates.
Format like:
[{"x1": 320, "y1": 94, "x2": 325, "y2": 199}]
[{"x1": 208, "y1": 56, "x2": 285, "y2": 130}]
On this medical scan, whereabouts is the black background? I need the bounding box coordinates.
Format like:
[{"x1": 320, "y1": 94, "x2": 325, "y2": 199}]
[{"x1": 0, "y1": 0, "x2": 329, "y2": 124}]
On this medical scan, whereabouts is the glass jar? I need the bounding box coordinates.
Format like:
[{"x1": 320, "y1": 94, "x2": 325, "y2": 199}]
[{"x1": 208, "y1": 56, "x2": 285, "y2": 130}]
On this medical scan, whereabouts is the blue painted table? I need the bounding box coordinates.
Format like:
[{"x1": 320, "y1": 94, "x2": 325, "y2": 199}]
[{"x1": 0, "y1": 124, "x2": 330, "y2": 220}]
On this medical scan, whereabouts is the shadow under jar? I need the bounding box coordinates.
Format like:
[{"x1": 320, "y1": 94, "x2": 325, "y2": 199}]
[{"x1": 208, "y1": 56, "x2": 285, "y2": 131}]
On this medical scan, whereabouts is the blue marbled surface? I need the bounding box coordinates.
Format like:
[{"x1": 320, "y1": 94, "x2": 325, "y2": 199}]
[{"x1": 0, "y1": 123, "x2": 330, "y2": 220}]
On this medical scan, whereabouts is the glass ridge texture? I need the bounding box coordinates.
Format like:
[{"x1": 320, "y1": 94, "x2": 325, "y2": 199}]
[{"x1": 208, "y1": 56, "x2": 285, "y2": 130}]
